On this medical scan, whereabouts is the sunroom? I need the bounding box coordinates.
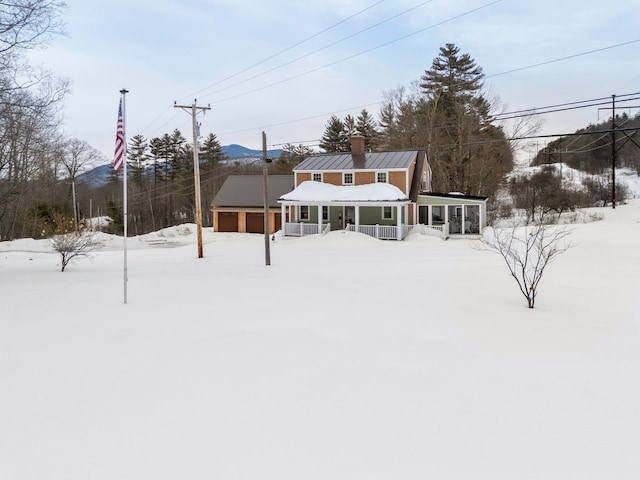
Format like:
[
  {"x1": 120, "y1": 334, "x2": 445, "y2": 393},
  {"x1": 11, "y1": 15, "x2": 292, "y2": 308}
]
[
  {"x1": 417, "y1": 192, "x2": 488, "y2": 236},
  {"x1": 279, "y1": 181, "x2": 411, "y2": 240}
]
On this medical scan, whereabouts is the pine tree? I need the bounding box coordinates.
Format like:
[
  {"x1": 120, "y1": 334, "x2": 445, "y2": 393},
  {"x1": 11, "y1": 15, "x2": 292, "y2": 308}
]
[
  {"x1": 355, "y1": 109, "x2": 380, "y2": 150},
  {"x1": 420, "y1": 43, "x2": 484, "y2": 101},
  {"x1": 319, "y1": 115, "x2": 349, "y2": 152},
  {"x1": 343, "y1": 114, "x2": 356, "y2": 139},
  {"x1": 127, "y1": 134, "x2": 149, "y2": 188},
  {"x1": 418, "y1": 44, "x2": 512, "y2": 196},
  {"x1": 200, "y1": 132, "x2": 226, "y2": 169}
]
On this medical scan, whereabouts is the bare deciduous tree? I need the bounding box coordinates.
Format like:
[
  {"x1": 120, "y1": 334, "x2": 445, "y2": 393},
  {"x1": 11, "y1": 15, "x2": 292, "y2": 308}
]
[
  {"x1": 49, "y1": 230, "x2": 102, "y2": 272},
  {"x1": 480, "y1": 221, "x2": 572, "y2": 308}
]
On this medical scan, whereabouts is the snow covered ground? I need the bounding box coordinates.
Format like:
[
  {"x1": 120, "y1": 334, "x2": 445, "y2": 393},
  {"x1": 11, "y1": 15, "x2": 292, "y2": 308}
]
[{"x1": 1, "y1": 199, "x2": 640, "y2": 479}]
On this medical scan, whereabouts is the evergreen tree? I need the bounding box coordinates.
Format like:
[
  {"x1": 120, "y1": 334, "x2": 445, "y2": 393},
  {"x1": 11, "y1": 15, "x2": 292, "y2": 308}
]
[
  {"x1": 127, "y1": 134, "x2": 149, "y2": 187},
  {"x1": 419, "y1": 43, "x2": 484, "y2": 101},
  {"x1": 355, "y1": 109, "x2": 380, "y2": 150},
  {"x1": 379, "y1": 43, "x2": 514, "y2": 197},
  {"x1": 343, "y1": 114, "x2": 356, "y2": 139},
  {"x1": 319, "y1": 115, "x2": 349, "y2": 152},
  {"x1": 200, "y1": 132, "x2": 226, "y2": 169}
]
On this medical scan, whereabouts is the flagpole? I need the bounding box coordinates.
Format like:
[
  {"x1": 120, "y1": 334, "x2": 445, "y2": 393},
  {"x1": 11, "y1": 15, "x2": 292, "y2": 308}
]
[{"x1": 120, "y1": 88, "x2": 129, "y2": 304}]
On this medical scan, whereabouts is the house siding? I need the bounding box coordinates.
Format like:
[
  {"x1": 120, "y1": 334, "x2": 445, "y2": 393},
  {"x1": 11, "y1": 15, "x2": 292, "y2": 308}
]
[
  {"x1": 296, "y1": 172, "x2": 311, "y2": 185},
  {"x1": 323, "y1": 172, "x2": 342, "y2": 186},
  {"x1": 389, "y1": 171, "x2": 407, "y2": 193},
  {"x1": 356, "y1": 171, "x2": 375, "y2": 185}
]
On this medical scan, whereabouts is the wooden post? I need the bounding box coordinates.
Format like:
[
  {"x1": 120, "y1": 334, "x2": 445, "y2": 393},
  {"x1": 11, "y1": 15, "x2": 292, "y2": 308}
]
[
  {"x1": 262, "y1": 131, "x2": 271, "y2": 266},
  {"x1": 174, "y1": 101, "x2": 211, "y2": 257}
]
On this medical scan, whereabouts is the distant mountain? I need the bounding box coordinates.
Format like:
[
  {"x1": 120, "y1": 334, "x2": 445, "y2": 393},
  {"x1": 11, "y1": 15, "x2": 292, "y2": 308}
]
[
  {"x1": 222, "y1": 144, "x2": 283, "y2": 161},
  {"x1": 76, "y1": 144, "x2": 284, "y2": 188},
  {"x1": 77, "y1": 164, "x2": 113, "y2": 188}
]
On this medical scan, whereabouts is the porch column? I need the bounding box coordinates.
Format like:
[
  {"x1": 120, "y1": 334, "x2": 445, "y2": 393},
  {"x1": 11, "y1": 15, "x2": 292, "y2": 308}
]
[
  {"x1": 281, "y1": 203, "x2": 286, "y2": 228},
  {"x1": 318, "y1": 204, "x2": 323, "y2": 232},
  {"x1": 355, "y1": 206, "x2": 360, "y2": 231},
  {"x1": 461, "y1": 205, "x2": 466, "y2": 235},
  {"x1": 396, "y1": 205, "x2": 402, "y2": 240}
]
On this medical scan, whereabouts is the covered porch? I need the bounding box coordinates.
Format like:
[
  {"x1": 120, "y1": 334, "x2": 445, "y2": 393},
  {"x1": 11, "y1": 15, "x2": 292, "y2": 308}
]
[
  {"x1": 279, "y1": 202, "x2": 411, "y2": 240},
  {"x1": 279, "y1": 182, "x2": 411, "y2": 241}
]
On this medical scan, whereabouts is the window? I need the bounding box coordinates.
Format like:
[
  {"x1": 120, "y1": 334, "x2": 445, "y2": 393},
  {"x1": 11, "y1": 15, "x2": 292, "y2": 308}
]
[
  {"x1": 299, "y1": 205, "x2": 309, "y2": 220},
  {"x1": 376, "y1": 171, "x2": 388, "y2": 183},
  {"x1": 322, "y1": 206, "x2": 329, "y2": 221},
  {"x1": 343, "y1": 172, "x2": 354, "y2": 185},
  {"x1": 382, "y1": 206, "x2": 394, "y2": 220},
  {"x1": 312, "y1": 172, "x2": 322, "y2": 182},
  {"x1": 432, "y1": 206, "x2": 445, "y2": 224}
]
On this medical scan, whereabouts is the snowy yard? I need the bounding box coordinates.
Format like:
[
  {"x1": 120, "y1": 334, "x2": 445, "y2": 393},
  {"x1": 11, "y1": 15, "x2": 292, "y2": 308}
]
[{"x1": 1, "y1": 201, "x2": 639, "y2": 479}]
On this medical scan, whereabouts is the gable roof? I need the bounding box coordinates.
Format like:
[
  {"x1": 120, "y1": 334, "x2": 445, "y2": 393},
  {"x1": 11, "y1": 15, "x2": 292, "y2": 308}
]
[
  {"x1": 294, "y1": 150, "x2": 420, "y2": 172},
  {"x1": 211, "y1": 175, "x2": 294, "y2": 208}
]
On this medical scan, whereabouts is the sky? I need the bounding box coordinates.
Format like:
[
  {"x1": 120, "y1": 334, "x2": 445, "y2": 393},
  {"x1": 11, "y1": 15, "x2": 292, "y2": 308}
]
[
  {"x1": 2, "y1": 189, "x2": 640, "y2": 478},
  {"x1": 26, "y1": 0, "x2": 640, "y2": 164}
]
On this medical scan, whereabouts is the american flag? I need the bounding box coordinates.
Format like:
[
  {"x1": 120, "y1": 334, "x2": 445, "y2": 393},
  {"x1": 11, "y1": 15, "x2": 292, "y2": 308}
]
[{"x1": 113, "y1": 98, "x2": 125, "y2": 171}]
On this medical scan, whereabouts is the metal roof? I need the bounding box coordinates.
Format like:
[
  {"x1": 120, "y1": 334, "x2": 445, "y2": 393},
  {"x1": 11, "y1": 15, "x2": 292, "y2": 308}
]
[
  {"x1": 211, "y1": 175, "x2": 294, "y2": 208},
  {"x1": 294, "y1": 150, "x2": 420, "y2": 171}
]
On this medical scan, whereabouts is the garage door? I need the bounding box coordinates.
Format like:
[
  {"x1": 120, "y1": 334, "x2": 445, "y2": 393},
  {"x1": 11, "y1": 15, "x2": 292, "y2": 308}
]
[
  {"x1": 217, "y1": 212, "x2": 238, "y2": 232},
  {"x1": 246, "y1": 213, "x2": 264, "y2": 234}
]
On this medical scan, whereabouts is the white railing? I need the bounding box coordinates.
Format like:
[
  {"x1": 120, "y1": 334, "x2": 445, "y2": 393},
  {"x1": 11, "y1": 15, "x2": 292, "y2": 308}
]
[
  {"x1": 284, "y1": 222, "x2": 330, "y2": 237},
  {"x1": 344, "y1": 224, "x2": 407, "y2": 240},
  {"x1": 407, "y1": 223, "x2": 449, "y2": 240}
]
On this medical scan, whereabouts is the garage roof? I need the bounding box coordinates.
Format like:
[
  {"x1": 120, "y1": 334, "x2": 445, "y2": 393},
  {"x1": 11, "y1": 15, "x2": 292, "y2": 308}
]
[{"x1": 211, "y1": 175, "x2": 294, "y2": 208}]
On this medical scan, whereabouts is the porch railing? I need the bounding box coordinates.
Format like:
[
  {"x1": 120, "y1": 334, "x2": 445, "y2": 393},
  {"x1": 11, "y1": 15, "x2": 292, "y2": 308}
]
[
  {"x1": 345, "y1": 224, "x2": 408, "y2": 240},
  {"x1": 407, "y1": 223, "x2": 449, "y2": 240},
  {"x1": 284, "y1": 222, "x2": 330, "y2": 237}
]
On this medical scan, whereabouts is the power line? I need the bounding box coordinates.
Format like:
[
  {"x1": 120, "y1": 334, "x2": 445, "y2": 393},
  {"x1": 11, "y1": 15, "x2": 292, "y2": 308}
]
[
  {"x1": 140, "y1": 1, "x2": 392, "y2": 139},
  {"x1": 486, "y1": 39, "x2": 640, "y2": 80},
  {"x1": 205, "y1": 1, "x2": 502, "y2": 106},
  {"x1": 177, "y1": 0, "x2": 387, "y2": 102},
  {"x1": 253, "y1": 92, "x2": 640, "y2": 148},
  {"x1": 194, "y1": 0, "x2": 435, "y2": 100}
]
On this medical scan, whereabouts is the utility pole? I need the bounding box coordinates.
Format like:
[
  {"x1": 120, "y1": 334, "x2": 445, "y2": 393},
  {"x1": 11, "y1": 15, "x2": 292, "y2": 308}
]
[
  {"x1": 262, "y1": 131, "x2": 271, "y2": 266},
  {"x1": 174, "y1": 100, "x2": 211, "y2": 258},
  {"x1": 598, "y1": 95, "x2": 640, "y2": 208},
  {"x1": 611, "y1": 95, "x2": 616, "y2": 209}
]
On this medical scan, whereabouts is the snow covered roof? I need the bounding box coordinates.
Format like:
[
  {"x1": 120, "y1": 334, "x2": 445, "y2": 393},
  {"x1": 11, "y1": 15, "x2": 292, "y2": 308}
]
[{"x1": 279, "y1": 181, "x2": 410, "y2": 203}]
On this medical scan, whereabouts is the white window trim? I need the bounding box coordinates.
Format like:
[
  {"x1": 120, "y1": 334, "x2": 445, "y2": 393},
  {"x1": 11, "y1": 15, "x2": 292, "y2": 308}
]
[
  {"x1": 376, "y1": 171, "x2": 388, "y2": 183},
  {"x1": 343, "y1": 172, "x2": 354, "y2": 185},
  {"x1": 312, "y1": 172, "x2": 323, "y2": 182},
  {"x1": 382, "y1": 205, "x2": 394, "y2": 220},
  {"x1": 322, "y1": 205, "x2": 329, "y2": 221}
]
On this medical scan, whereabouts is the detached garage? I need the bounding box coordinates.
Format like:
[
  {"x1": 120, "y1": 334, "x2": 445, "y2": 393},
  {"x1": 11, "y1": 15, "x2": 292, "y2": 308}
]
[{"x1": 211, "y1": 175, "x2": 293, "y2": 234}]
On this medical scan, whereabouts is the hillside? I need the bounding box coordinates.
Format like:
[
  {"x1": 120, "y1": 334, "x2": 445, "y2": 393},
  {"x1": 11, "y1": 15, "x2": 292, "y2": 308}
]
[{"x1": 531, "y1": 112, "x2": 640, "y2": 174}]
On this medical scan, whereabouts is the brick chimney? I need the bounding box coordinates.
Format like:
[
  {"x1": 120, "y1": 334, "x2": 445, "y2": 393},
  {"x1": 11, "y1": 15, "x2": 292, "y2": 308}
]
[{"x1": 351, "y1": 135, "x2": 365, "y2": 154}]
